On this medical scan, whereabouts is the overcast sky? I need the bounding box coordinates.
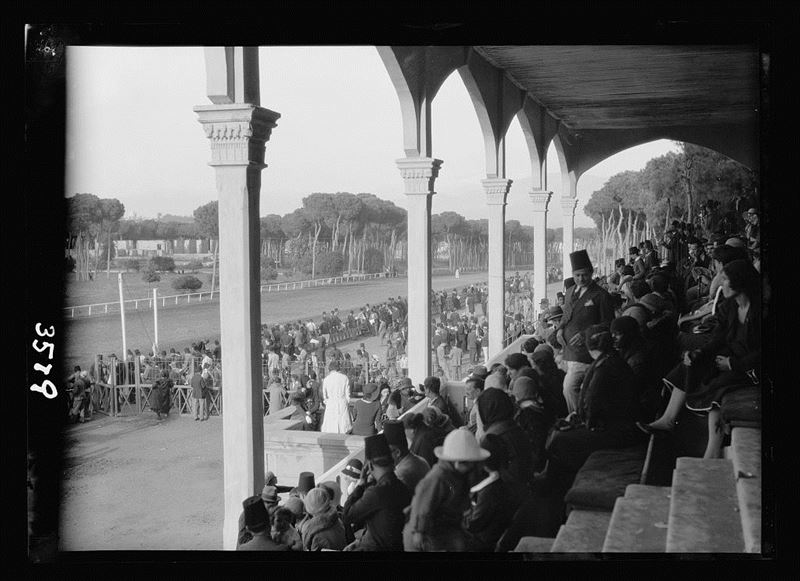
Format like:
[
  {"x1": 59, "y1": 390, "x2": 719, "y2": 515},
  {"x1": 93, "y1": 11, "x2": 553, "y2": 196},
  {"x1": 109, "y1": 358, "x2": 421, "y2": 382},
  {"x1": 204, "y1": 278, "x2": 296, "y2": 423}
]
[{"x1": 65, "y1": 46, "x2": 679, "y2": 229}]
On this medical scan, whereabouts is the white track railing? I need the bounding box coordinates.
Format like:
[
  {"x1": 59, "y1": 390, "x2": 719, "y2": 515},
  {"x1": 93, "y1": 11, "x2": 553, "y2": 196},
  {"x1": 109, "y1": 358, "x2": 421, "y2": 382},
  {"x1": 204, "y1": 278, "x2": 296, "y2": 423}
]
[{"x1": 64, "y1": 272, "x2": 388, "y2": 318}]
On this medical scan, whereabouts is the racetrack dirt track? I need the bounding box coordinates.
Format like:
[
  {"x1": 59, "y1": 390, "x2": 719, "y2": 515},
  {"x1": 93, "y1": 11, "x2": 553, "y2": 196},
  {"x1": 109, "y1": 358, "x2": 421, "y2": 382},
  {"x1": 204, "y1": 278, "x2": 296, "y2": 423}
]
[{"x1": 63, "y1": 272, "x2": 514, "y2": 370}]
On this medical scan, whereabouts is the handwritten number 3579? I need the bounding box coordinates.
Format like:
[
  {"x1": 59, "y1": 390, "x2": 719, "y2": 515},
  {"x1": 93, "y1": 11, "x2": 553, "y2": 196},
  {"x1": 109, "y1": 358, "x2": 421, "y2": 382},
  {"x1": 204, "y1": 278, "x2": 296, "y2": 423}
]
[{"x1": 31, "y1": 324, "x2": 57, "y2": 399}]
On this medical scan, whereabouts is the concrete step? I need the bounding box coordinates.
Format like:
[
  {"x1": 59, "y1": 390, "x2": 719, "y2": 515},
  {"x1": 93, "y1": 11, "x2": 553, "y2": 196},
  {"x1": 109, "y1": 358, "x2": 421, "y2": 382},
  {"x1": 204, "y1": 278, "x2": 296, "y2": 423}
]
[
  {"x1": 603, "y1": 486, "x2": 671, "y2": 552},
  {"x1": 550, "y1": 510, "x2": 611, "y2": 553},
  {"x1": 625, "y1": 484, "x2": 672, "y2": 500},
  {"x1": 666, "y1": 457, "x2": 745, "y2": 552},
  {"x1": 730, "y1": 428, "x2": 761, "y2": 553},
  {"x1": 513, "y1": 537, "x2": 555, "y2": 553}
]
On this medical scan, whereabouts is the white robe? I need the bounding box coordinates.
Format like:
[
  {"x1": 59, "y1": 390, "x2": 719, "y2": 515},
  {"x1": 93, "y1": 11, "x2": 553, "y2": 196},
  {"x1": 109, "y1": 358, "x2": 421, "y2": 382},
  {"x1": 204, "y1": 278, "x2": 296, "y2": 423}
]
[{"x1": 320, "y1": 370, "x2": 352, "y2": 434}]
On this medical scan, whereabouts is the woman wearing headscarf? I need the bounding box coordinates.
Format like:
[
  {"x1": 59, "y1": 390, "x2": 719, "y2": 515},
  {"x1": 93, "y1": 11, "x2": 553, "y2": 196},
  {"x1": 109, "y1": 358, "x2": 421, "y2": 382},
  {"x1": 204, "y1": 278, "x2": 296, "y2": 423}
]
[
  {"x1": 403, "y1": 429, "x2": 489, "y2": 552},
  {"x1": 150, "y1": 369, "x2": 174, "y2": 420},
  {"x1": 477, "y1": 388, "x2": 536, "y2": 506},
  {"x1": 297, "y1": 487, "x2": 346, "y2": 551},
  {"x1": 511, "y1": 375, "x2": 550, "y2": 474},
  {"x1": 529, "y1": 346, "x2": 568, "y2": 421},
  {"x1": 403, "y1": 407, "x2": 453, "y2": 467},
  {"x1": 463, "y1": 433, "x2": 519, "y2": 552},
  {"x1": 610, "y1": 316, "x2": 658, "y2": 421},
  {"x1": 639, "y1": 259, "x2": 761, "y2": 459},
  {"x1": 544, "y1": 324, "x2": 643, "y2": 492}
]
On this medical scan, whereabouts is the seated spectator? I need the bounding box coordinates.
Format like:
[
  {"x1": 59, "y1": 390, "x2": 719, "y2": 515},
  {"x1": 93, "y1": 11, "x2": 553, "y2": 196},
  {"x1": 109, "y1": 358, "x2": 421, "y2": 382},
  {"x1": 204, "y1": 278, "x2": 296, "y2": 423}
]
[
  {"x1": 484, "y1": 368, "x2": 509, "y2": 392},
  {"x1": 403, "y1": 429, "x2": 489, "y2": 552},
  {"x1": 639, "y1": 259, "x2": 761, "y2": 459},
  {"x1": 610, "y1": 316, "x2": 657, "y2": 420},
  {"x1": 477, "y1": 388, "x2": 536, "y2": 506},
  {"x1": 342, "y1": 434, "x2": 412, "y2": 551},
  {"x1": 385, "y1": 389, "x2": 403, "y2": 421},
  {"x1": 511, "y1": 375, "x2": 550, "y2": 473},
  {"x1": 677, "y1": 244, "x2": 749, "y2": 353},
  {"x1": 297, "y1": 487, "x2": 347, "y2": 551},
  {"x1": 504, "y1": 353, "x2": 533, "y2": 390},
  {"x1": 464, "y1": 376, "x2": 485, "y2": 434},
  {"x1": 337, "y1": 459, "x2": 363, "y2": 507},
  {"x1": 404, "y1": 407, "x2": 453, "y2": 468},
  {"x1": 318, "y1": 481, "x2": 343, "y2": 514},
  {"x1": 383, "y1": 420, "x2": 430, "y2": 494},
  {"x1": 424, "y1": 375, "x2": 462, "y2": 427},
  {"x1": 529, "y1": 348, "x2": 568, "y2": 421},
  {"x1": 543, "y1": 325, "x2": 644, "y2": 494},
  {"x1": 637, "y1": 292, "x2": 678, "y2": 376},
  {"x1": 463, "y1": 433, "x2": 519, "y2": 552}
]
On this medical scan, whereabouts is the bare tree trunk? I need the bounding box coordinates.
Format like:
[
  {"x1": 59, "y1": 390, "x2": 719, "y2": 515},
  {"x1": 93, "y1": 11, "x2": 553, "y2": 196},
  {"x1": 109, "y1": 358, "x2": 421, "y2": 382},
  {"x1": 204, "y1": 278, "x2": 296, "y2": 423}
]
[
  {"x1": 210, "y1": 239, "x2": 217, "y2": 295},
  {"x1": 312, "y1": 225, "x2": 321, "y2": 279},
  {"x1": 106, "y1": 229, "x2": 112, "y2": 279}
]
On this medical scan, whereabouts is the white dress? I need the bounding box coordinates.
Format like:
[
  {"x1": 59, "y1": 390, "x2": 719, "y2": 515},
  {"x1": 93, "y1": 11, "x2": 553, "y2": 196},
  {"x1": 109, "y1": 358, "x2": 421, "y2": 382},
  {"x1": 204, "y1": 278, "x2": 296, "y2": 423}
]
[{"x1": 320, "y1": 370, "x2": 352, "y2": 434}]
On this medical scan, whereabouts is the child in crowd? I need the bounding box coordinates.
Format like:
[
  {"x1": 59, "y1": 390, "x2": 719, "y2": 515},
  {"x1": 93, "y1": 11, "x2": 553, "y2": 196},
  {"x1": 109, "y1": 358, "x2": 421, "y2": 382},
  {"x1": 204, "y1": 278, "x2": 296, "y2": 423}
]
[{"x1": 271, "y1": 507, "x2": 303, "y2": 550}]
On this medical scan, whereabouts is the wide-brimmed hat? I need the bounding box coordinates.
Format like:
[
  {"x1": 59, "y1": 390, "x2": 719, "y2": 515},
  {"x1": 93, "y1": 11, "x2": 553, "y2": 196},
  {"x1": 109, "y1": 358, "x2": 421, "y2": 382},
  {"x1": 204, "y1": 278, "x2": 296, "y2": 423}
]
[
  {"x1": 638, "y1": 292, "x2": 668, "y2": 314},
  {"x1": 434, "y1": 428, "x2": 490, "y2": 462},
  {"x1": 725, "y1": 237, "x2": 746, "y2": 248},
  {"x1": 396, "y1": 377, "x2": 413, "y2": 389},
  {"x1": 243, "y1": 495, "x2": 269, "y2": 531},
  {"x1": 261, "y1": 485, "x2": 279, "y2": 504},
  {"x1": 545, "y1": 306, "x2": 563, "y2": 322},
  {"x1": 362, "y1": 383, "x2": 380, "y2": 401},
  {"x1": 469, "y1": 365, "x2": 489, "y2": 380},
  {"x1": 341, "y1": 458, "x2": 363, "y2": 480}
]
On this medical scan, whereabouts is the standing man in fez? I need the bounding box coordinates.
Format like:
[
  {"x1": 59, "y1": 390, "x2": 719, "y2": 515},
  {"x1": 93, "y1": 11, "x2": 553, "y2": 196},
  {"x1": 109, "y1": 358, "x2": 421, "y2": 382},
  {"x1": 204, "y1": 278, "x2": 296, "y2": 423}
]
[
  {"x1": 555, "y1": 249, "x2": 615, "y2": 414},
  {"x1": 342, "y1": 434, "x2": 412, "y2": 551},
  {"x1": 383, "y1": 420, "x2": 431, "y2": 493}
]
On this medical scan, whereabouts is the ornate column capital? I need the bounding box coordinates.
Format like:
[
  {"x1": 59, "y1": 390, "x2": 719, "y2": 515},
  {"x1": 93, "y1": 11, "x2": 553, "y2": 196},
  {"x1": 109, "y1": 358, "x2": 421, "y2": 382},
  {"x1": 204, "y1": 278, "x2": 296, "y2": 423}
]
[
  {"x1": 194, "y1": 104, "x2": 281, "y2": 168},
  {"x1": 529, "y1": 190, "x2": 552, "y2": 213},
  {"x1": 560, "y1": 196, "x2": 578, "y2": 215},
  {"x1": 396, "y1": 157, "x2": 443, "y2": 195},
  {"x1": 483, "y1": 178, "x2": 512, "y2": 206}
]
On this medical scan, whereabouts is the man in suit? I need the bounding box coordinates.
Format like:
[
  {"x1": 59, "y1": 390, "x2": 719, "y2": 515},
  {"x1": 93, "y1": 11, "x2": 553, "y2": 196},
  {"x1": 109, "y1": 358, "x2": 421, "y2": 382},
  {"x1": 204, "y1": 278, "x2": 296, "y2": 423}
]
[
  {"x1": 630, "y1": 246, "x2": 647, "y2": 281},
  {"x1": 555, "y1": 249, "x2": 616, "y2": 414}
]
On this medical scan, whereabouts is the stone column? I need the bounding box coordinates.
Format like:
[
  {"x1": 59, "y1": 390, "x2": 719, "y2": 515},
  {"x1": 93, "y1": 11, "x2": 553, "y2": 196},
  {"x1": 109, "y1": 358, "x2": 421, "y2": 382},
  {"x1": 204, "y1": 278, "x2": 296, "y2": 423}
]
[
  {"x1": 561, "y1": 197, "x2": 578, "y2": 283},
  {"x1": 194, "y1": 103, "x2": 280, "y2": 550},
  {"x1": 397, "y1": 157, "x2": 442, "y2": 383},
  {"x1": 530, "y1": 190, "x2": 552, "y2": 317},
  {"x1": 483, "y1": 178, "x2": 512, "y2": 358}
]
